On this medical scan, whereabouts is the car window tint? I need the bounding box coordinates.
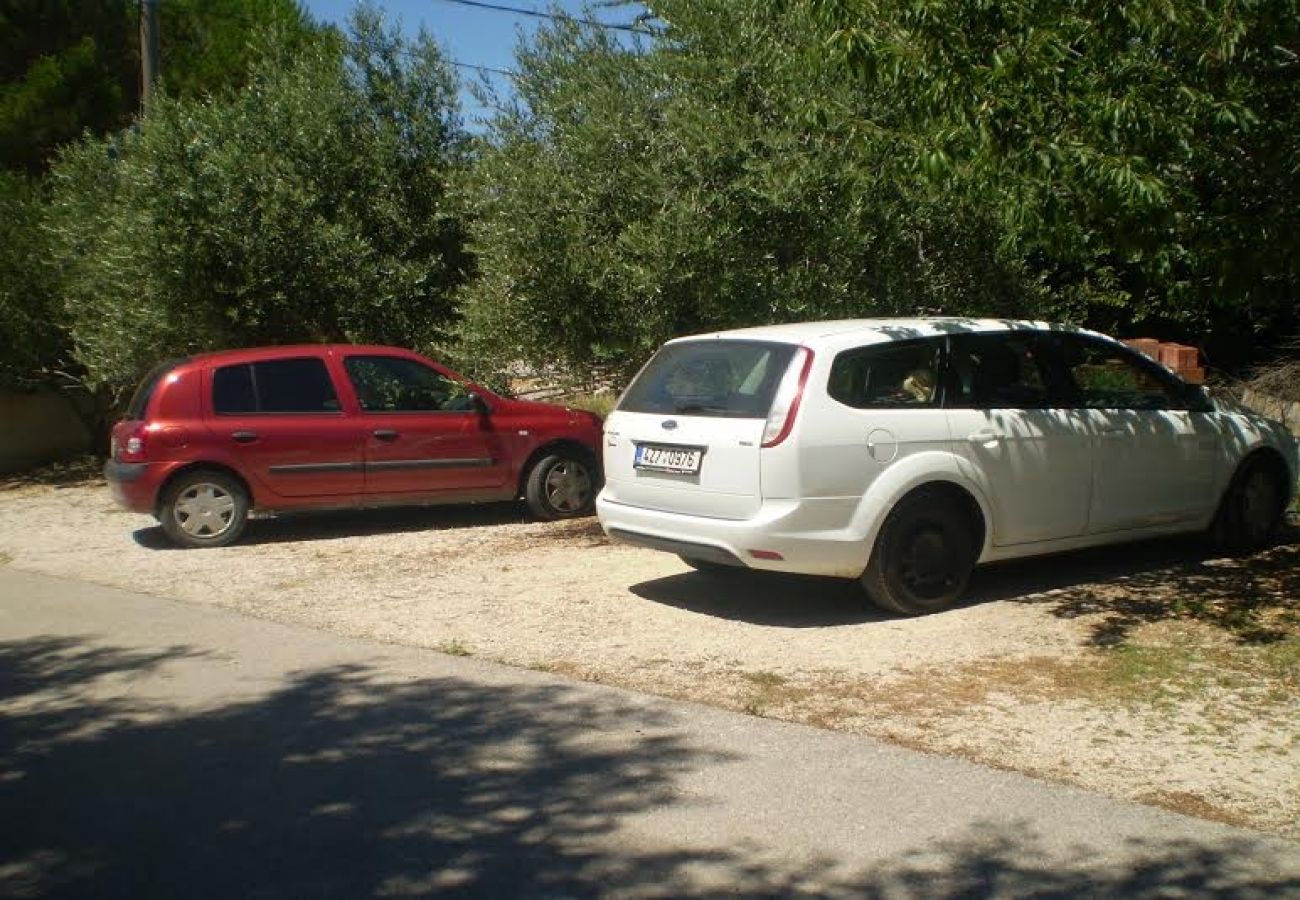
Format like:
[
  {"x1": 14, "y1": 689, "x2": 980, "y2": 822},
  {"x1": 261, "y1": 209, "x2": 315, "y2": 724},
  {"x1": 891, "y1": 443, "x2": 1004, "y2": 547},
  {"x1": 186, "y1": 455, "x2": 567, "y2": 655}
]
[
  {"x1": 828, "y1": 339, "x2": 942, "y2": 409},
  {"x1": 254, "y1": 358, "x2": 340, "y2": 413},
  {"x1": 126, "y1": 358, "x2": 187, "y2": 419},
  {"x1": 618, "y1": 341, "x2": 798, "y2": 418},
  {"x1": 344, "y1": 356, "x2": 470, "y2": 412},
  {"x1": 948, "y1": 333, "x2": 1058, "y2": 409},
  {"x1": 212, "y1": 364, "x2": 257, "y2": 414},
  {"x1": 213, "y1": 358, "x2": 340, "y2": 414},
  {"x1": 1060, "y1": 336, "x2": 1181, "y2": 410}
]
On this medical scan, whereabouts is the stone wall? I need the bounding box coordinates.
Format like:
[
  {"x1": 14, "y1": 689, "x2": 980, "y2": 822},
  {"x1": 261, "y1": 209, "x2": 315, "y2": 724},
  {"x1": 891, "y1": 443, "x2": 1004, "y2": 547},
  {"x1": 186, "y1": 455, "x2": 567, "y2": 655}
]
[
  {"x1": 0, "y1": 388, "x2": 93, "y2": 474},
  {"x1": 1240, "y1": 389, "x2": 1300, "y2": 439}
]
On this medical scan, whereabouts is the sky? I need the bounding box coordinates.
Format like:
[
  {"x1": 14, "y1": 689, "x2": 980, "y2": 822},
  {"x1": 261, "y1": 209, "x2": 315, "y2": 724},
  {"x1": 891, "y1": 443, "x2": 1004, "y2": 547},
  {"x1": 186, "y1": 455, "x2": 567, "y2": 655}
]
[{"x1": 300, "y1": 0, "x2": 650, "y2": 129}]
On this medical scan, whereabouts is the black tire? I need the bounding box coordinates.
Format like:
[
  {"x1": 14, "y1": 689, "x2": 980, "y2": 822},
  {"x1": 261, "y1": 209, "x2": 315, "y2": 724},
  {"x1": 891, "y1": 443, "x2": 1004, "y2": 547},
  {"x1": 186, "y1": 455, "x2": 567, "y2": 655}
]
[
  {"x1": 679, "y1": 556, "x2": 741, "y2": 575},
  {"x1": 158, "y1": 469, "x2": 249, "y2": 549},
  {"x1": 524, "y1": 451, "x2": 598, "y2": 520},
  {"x1": 861, "y1": 490, "x2": 978, "y2": 616},
  {"x1": 1210, "y1": 457, "x2": 1288, "y2": 554}
]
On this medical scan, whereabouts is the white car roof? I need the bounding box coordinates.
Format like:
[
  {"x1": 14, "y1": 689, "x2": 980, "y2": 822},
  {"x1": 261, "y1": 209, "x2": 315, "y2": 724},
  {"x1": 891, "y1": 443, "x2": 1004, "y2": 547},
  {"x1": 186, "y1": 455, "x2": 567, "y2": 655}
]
[{"x1": 667, "y1": 318, "x2": 1096, "y2": 354}]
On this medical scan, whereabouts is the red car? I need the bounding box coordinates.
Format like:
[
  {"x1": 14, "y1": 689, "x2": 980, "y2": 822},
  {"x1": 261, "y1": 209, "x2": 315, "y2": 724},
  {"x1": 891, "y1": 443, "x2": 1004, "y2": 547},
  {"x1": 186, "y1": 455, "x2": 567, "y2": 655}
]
[{"x1": 104, "y1": 345, "x2": 604, "y2": 548}]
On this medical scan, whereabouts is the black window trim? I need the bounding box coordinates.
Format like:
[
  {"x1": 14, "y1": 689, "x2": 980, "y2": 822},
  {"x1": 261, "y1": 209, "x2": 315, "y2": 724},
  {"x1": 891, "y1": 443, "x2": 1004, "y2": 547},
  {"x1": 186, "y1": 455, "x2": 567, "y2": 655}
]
[{"x1": 211, "y1": 357, "x2": 344, "y2": 417}]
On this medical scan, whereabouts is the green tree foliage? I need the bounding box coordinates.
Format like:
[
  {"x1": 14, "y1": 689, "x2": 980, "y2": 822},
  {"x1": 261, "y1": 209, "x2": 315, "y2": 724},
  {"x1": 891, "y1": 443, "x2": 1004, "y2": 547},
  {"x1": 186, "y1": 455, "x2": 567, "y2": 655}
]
[
  {"x1": 1, "y1": 0, "x2": 320, "y2": 174},
  {"x1": 808, "y1": 0, "x2": 1300, "y2": 351},
  {"x1": 0, "y1": 173, "x2": 65, "y2": 386},
  {"x1": 458, "y1": 1, "x2": 1036, "y2": 384},
  {"x1": 45, "y1": 9, "x2": 470, "y2": 397},
  {"x1": 462, "y1": 0, "x2": 1298, "y2": 382}
]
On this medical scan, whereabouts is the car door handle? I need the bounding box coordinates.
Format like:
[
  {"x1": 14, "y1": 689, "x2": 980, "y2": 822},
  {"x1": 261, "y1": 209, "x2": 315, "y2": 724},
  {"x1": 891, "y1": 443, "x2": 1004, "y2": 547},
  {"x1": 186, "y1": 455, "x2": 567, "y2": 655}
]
[
  {"x1": 372, "y1": 429, "x2": 399, "y2": 442},
  {"x1": 966, "y1": 430, "x2": 1001, "y2": 448},
  {"x1": 230, "y1": 431, "x2": 258, "y2": 444},
  {"x1": 1099, "y1": 428, "x2": 1125, "y2": 438}
]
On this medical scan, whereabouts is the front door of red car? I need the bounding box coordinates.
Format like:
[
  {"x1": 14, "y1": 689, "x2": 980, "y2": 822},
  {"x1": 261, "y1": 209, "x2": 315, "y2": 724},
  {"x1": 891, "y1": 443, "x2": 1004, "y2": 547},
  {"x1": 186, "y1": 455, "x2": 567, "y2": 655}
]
[
  {"x1": 341, "y1": 354, "x2": 509, "y2": 498},
  {"x1": 207, "y1": 356, "x2": 365, "y2": 499}
]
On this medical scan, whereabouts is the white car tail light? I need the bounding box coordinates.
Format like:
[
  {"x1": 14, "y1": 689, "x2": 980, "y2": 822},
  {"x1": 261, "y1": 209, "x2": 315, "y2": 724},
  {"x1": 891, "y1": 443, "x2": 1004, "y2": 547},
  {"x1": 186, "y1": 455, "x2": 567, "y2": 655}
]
[{"x1": 761, "y1": 346, "x2": 814, "y2": 448}]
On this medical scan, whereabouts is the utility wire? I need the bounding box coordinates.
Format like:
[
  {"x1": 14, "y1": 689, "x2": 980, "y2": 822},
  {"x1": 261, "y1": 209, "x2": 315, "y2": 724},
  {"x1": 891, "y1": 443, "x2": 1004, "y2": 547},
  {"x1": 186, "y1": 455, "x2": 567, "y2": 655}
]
[
  {"x1": 452, "y1": 60, "x2": 518, "y2": 77},
  {"x1": 433, "y1": 0, "x2": 653, "y2": 34}
]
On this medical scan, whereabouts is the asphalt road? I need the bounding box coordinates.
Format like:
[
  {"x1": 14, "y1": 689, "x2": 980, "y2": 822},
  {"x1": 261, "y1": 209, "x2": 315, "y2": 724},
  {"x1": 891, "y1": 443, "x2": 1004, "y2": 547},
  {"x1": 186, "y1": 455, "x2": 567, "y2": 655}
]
[{"x1": 2, "y1": 568, "x2": 1298, "y2": 898}]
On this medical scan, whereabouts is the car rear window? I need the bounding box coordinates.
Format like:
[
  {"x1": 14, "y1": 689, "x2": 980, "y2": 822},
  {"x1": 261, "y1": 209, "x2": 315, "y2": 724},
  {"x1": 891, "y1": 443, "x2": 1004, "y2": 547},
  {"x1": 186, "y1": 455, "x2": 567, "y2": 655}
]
[
  {"x1": 125, "y1": 358, "x2": 188, "y2": 420},
  {"x1": 212, "y1": 357, "x2": 341, "y2": 415},
  {"x1": 618, "y1": 340, "x2": 797, "y2": 418}
]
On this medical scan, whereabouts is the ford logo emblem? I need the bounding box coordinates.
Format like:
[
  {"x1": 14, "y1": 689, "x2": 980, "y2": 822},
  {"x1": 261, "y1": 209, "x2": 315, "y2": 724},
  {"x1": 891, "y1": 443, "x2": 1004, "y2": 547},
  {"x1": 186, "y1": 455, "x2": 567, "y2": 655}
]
[{"x1": 661, "y1": 420, "x2": 678, "y2": 430}]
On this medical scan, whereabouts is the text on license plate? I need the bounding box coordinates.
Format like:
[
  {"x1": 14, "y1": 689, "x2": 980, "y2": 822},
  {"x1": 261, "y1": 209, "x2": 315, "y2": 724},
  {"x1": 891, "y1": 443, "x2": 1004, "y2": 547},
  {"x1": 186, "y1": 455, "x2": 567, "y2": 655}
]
[{"x1": 634, "y1": 444, "x2": 703, "y2": 474}]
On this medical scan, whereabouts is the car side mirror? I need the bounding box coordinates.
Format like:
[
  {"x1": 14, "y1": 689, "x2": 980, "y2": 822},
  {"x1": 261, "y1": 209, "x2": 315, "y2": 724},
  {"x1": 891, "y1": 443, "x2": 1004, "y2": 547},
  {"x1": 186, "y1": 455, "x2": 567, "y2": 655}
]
[{"x1": 467, "y1": 391, "x2": 491, "y2": 414}]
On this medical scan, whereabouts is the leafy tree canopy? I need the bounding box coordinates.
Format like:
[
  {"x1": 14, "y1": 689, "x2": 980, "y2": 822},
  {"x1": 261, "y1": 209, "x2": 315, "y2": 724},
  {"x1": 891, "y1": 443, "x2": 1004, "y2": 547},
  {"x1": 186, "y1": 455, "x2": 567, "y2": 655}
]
[
  {"x1": 1, "y1": 0, "x2": 322, "y2": 173},
  {"x1": 45, "y1": 7, "x2": 471, "y2": 397},
  {"x1": 459, "y1": 0, "x2": 1298, "y2": 383}
]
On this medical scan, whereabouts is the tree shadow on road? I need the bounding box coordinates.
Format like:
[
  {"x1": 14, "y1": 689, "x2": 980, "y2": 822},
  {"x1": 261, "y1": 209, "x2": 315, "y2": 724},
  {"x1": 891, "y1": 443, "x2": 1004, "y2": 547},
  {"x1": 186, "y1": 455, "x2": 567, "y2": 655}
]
[{"x1": 1, "y1": 635, "x2": 1297, "y2": 898}]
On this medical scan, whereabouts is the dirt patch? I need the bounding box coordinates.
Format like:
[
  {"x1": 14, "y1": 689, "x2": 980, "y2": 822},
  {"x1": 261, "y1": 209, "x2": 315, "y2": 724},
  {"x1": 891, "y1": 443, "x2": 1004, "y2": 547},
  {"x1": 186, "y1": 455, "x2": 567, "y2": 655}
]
[{"x1": 1, "y1": 481, "x2": 1297, "y2": 838}]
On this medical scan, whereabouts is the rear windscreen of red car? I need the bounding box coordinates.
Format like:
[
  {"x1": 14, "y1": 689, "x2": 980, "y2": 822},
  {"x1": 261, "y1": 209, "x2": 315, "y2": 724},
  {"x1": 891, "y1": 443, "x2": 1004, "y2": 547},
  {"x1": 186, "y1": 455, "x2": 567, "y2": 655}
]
[
  {"x1": 213, "y1": 358, "x2": 341, "y2": 414},
  {"x1": 125, "y1": 358, "x2": 188, "y2": 420},
  {"x1": 618, "y1": 341, "x2": 797, "y2": 418}
]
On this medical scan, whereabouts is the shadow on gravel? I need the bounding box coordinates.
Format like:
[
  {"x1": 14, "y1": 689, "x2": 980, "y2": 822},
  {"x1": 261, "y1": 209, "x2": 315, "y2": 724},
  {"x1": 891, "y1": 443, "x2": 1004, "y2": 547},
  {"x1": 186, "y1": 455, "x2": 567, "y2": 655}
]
[
  {"x1": 630, "y1": 570, "x2": 886, "y2": 627},
  {"x1": 1004, "y1": 527, "x2": 1300, "y2": 648},
  {"x1": 2, "y1": 634, "x2": 1297, "y2": 898},
  {"x1": 130, "y1": 503, "x2": 611, "y2": 549},
  {"x1": 632, "y1": 529, "x2": 1299, "y2": 644}
]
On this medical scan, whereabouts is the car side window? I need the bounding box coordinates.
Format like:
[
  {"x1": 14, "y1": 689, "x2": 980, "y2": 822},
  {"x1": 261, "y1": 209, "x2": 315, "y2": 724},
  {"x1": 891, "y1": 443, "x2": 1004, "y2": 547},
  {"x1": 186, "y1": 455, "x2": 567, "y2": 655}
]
[
  {"x1": 947, "y1": 333, "x2": 1062, "y2": 409},
  {"x1": 1059, "y1": 335, "x2": 1184, "y2": 410},
  {"x1": 828, "y1": 338, "x2": 943, "y2": 409},
  {"x1": 344, "y1": 356, "x2": 472, "y2": 413},
  {"x1": 212, "y1": 358, "x2": 340, "y2": 415}
]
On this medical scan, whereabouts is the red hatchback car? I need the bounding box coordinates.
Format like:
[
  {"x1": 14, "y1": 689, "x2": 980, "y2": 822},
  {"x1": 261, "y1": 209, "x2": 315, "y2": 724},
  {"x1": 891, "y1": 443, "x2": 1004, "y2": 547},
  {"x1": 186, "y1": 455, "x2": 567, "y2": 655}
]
[{"x1": 104, "y1": 345, "x2": 604, "y2": 547}]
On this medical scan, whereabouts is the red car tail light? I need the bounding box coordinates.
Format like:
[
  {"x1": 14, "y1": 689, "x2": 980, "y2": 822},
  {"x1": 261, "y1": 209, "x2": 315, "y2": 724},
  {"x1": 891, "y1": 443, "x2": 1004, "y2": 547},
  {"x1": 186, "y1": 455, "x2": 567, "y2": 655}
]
[{"x1": 761, "y1": 346, "x2": 814, "y2": 448}]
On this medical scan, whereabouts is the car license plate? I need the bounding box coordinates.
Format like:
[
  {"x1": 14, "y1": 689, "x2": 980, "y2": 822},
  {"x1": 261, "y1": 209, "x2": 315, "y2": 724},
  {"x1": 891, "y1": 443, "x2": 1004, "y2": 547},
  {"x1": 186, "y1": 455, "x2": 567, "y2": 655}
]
[{"x1": 634, "y1": 444, "x2": 703, "y2": 474}]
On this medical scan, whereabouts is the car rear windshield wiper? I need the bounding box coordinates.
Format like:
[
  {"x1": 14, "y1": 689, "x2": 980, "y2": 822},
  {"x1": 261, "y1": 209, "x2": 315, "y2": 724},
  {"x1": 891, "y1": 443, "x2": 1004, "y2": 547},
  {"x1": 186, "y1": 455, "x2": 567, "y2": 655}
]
[{"x1": 673, "y1": 402, "x2": 729, "y2": 414}]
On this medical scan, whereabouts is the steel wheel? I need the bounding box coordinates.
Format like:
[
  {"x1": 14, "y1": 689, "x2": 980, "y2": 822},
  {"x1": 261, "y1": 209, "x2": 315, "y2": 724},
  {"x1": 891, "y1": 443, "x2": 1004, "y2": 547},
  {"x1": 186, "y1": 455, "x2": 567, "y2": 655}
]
[
  {"x1": 544, "y1": 460, "x2": 592, "y2": 514},
  {"x1": 525, "y1": 451, "x2": 600, "y2": 520},
  {"x1": 159, "y1": 470, "x2": 249, "y2": 548},
  {"x1": 1239, "y1": 466, "x2": 1282, "y2": 546},
  {"x1": 173, "y1": 482, "x2": 237, "y2": 538}
]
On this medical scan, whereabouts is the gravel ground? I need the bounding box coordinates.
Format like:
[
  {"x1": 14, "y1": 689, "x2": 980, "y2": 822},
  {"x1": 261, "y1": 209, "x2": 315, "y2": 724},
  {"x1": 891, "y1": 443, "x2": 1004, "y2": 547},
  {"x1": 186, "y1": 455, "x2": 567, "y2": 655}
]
[{"x1": 1, "y1": 479, "x2": 1297, "y2": 838}]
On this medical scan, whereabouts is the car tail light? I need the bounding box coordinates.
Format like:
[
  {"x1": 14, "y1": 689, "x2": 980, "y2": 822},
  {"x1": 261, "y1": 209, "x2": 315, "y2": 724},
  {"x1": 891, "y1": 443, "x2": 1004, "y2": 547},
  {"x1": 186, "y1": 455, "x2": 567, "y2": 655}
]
[
  {"x1": 761, "y1": 346, "x2": 814, "y2": 448},
  {"x1": 117, "y1": 425, "x2": 149, "y2": 462}
]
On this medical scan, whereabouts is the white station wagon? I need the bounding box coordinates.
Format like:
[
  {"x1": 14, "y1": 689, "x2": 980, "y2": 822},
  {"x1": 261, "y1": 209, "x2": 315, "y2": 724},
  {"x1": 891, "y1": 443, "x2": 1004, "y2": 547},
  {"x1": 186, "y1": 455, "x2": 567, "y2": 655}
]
[{"x1": 596, "y1": 319, "x2": 1298, "y2": 615}]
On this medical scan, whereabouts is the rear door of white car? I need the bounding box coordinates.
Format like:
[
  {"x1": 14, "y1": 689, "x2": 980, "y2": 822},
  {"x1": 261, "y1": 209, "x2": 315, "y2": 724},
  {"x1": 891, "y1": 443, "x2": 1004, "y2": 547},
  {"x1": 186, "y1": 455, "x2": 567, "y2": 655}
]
[
  {"x1": 944, "y1": 331, "x2": 1093, "y2": 546},
  {"x1": 602, "y1": 340, "x2": 799, "y2": 520}
]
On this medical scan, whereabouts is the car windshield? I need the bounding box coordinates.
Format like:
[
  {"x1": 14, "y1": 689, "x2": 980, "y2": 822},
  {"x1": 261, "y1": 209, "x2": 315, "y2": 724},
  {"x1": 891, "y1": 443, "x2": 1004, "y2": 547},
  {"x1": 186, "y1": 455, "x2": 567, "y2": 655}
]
[{"x1": 618, "y1": 340, "x2": 797, "y2": 418}]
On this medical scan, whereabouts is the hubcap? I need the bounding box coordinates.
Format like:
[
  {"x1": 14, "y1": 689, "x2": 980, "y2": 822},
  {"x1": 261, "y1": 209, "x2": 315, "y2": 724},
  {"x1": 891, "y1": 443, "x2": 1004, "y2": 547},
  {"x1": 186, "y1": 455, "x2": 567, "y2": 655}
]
[
  {"x1": 898, "y1": 525, "x2": 958, "y2": 599},
  {"x1": 174, "y1": 483, "x2": 236, "y2": 538},
  {"x1": 544, "y1": 460, "x2": 592, "y2": 513}
]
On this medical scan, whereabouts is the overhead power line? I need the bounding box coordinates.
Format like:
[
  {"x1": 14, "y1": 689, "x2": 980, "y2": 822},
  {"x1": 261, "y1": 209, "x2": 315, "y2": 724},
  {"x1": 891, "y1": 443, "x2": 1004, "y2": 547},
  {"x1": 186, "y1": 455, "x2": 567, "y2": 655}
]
[
  {"x1": 452, "y1": 60, "x2": 518, "y2": 77},
  {"x1": 433, "y1": 0, "x2": 653, "y2": 34}
]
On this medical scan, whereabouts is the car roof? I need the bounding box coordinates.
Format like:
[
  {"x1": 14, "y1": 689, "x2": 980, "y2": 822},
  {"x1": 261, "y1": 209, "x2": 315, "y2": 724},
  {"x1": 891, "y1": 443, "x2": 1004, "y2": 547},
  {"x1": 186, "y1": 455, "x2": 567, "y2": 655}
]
[
  {"x1": 666, "y1": 318, "x2": 1097, "y2": 353},
  {"x1": 185, "y1": 344, "x2": 426, "y2": 366}
]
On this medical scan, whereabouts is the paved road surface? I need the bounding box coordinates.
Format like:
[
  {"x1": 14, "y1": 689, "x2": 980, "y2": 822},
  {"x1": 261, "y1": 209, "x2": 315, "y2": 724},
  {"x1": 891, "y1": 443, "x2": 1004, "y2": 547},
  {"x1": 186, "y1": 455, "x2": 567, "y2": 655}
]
[{"x1": 2, "y1": 568, "x2": 1298, "y2": 898}]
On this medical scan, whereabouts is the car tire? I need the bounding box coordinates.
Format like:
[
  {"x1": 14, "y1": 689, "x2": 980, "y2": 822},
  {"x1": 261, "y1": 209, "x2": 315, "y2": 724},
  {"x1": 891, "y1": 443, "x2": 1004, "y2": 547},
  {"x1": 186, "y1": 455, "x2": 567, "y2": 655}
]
[
  {"x1": 679, "y1": 556, "x2": 741, "y2": 575},
  {"x1": 1210, "y1": 457, "x2": 1287, "y2": 554},
  {"x1": 158, "y1": 469, "x2": 249, "y2": 549},
  {"x1": 525, "y1": 451, "x2": 598, "y2": 520},
  {"x1": 861, "y1": 490, "x2": 977, "y2": 616}
]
